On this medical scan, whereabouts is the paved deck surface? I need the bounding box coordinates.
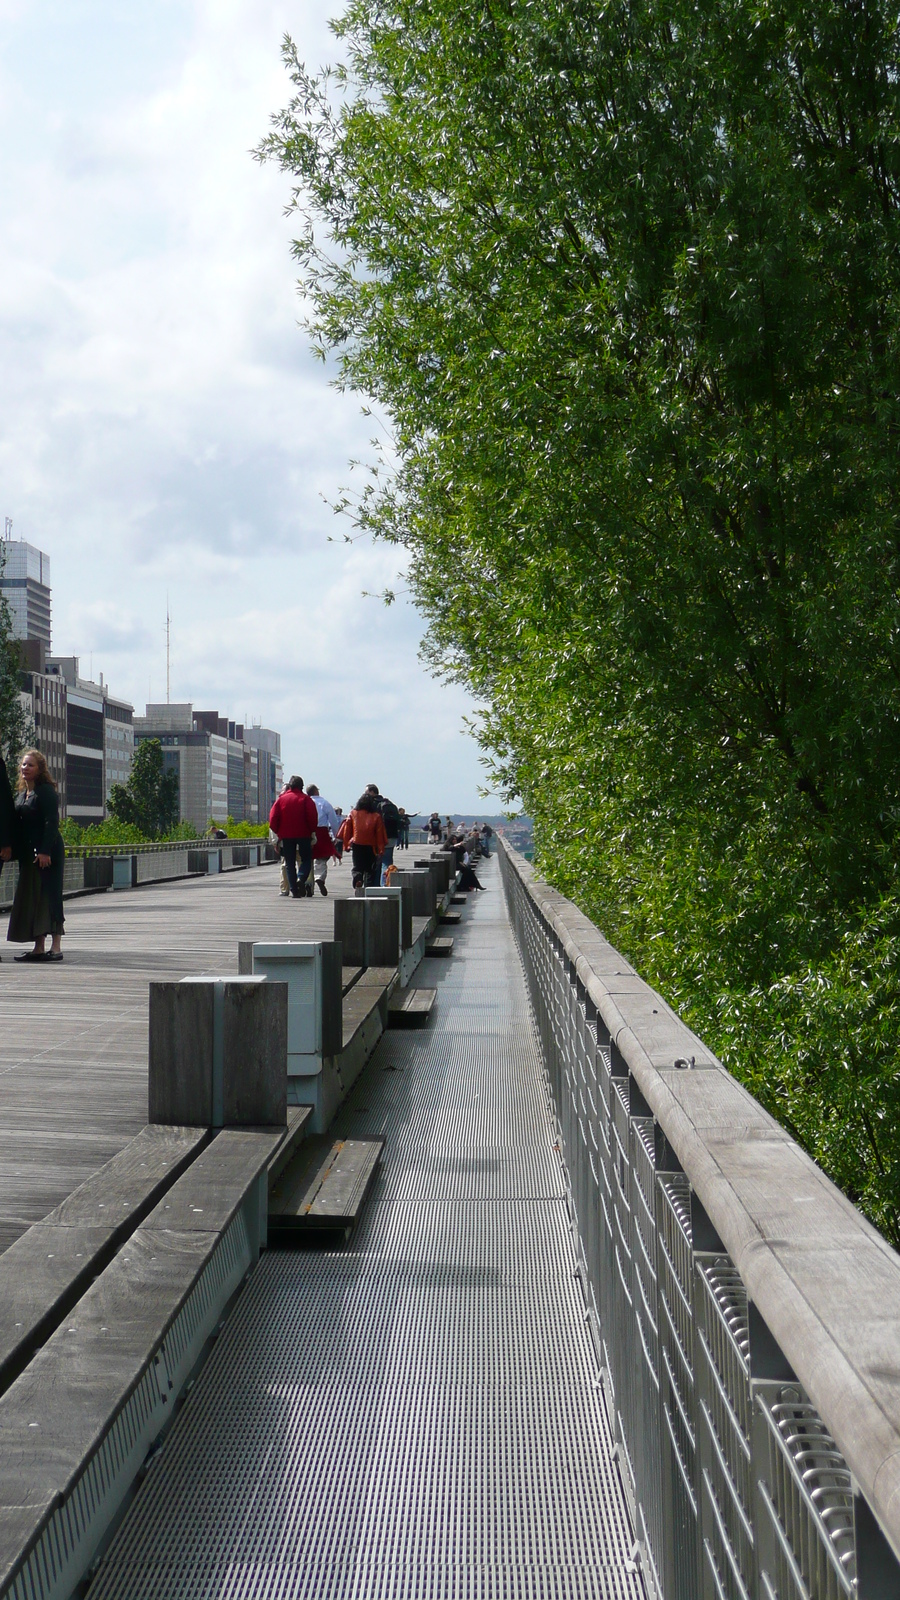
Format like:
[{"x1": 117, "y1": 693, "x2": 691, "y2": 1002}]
[
  {"x1": 90, "y1": 856, "x2": 644, "y2": 1600},
  {"x1": 0, "y1": 855, "x2": 370, "y2": 1252}
]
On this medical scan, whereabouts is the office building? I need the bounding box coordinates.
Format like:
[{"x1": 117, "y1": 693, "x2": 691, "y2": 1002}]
[
  {"x1": 104, "y1": 691, "x2": 134, "y2": 799},
  {"x1": 135, "y1": 706, "x2": 283, "y2": 833},
  {"x1": 0, "y1": 539, "x2": 51, "y2": 647},
  {"x1": 17, "y1": 640, "x2": 67, "y2": 805},
  {"x1": 46, "y1": 658, "x2": 124, "y2": 826},
  {"x1": 191, "y1": 712, "x2": 236, "y2": 820},
  {"x1": 133, "y1": 705, "x2": 213, "y2": 833},
  {"x1": 243, "y1": 725, "x2": 282, "y2": 821}
]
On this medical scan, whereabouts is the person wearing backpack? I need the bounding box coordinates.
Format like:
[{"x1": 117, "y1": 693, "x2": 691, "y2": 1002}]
[{"x1": 365, "y1": 783, "x2": 401, "y2": 885}]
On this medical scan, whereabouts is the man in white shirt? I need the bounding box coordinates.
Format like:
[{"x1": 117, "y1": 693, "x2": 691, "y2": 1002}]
[{"x1": 306, "y1": 784, "x2": 341, "y2": 896}]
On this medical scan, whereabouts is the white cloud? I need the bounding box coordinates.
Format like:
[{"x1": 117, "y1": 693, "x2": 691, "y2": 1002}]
[{"x1": 0, "y1": 1, "x2": 495, "y2": 811}]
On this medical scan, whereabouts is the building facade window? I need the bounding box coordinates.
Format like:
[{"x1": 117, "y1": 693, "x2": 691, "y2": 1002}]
[
  {"x1": 68, "y1": 752, "x2": 103, "y2": 809},
  {"x1": 68, "y1": 703, "x2": 104, "y2": 750}
]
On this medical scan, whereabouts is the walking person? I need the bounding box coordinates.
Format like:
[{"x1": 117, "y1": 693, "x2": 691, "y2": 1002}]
[
  {"x1": 7, "y1": 749, "x2": 65, "y2": 961},
  {"x1": 306, "y1": 784, "x2": 340, "y2": 897},
  {"x1": 269, "y1": 776, "x2": 318, "y2": 899},
  {"x1": 365, "y1": 783, "x2": 401, "y2": 884},
  {"x1": 340, "y1": 793, "x2": 388, "y2": 895}
]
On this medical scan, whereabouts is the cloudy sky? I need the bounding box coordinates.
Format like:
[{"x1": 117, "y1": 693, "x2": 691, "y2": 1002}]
[{"x1": 0, "y1": 0, "x2": 496, "y2": 815}]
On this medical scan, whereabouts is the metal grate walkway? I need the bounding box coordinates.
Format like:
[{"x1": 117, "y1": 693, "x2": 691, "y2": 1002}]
[{"x1": 89, "y1": 859, "x2": 644, "y2": 1600}]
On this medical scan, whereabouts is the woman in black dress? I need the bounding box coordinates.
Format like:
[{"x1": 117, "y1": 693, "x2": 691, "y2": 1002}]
[{"x1": 8, "y1": 749, "x2": 64, "y2": 962}]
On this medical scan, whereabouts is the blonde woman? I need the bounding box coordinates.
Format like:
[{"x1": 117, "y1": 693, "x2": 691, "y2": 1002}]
[{"x1": 8, "y1": 750, "x2": 64, "y2": 962}]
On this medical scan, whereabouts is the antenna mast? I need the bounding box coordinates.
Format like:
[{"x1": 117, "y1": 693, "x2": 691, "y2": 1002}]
[{"x1": 166, "y1": 595, "x2": 170, "y2": 704}]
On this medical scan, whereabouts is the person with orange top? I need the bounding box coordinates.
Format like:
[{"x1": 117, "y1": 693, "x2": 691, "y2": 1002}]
[{"x1": 339, "y1": 793, "x2": 388, "y2": 895}]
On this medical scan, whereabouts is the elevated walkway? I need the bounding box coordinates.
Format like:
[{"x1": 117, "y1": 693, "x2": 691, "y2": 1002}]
[
  {"x1": 3, "y1": 842, "x2": 897, "y2": 1595},
  {"x1": 87, "y1": 859, "x2": 643, "y2": 1599}
]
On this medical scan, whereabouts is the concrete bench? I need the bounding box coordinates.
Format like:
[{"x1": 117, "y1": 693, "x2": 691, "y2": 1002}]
[
  {"x1": 413, "y1": 856, "x2": 452, "y2": 897},
  {"x1": 236, "y1": 942, "x2": 343, "y2": 1133},
  {"x1": 335, "y1": 896, "x2": 402, "y2": 968},
  {"x1": 362, "y1": 886, "x2": 427, "y2": 982},
  {"x1": 391, "y1": 869, "x2": 436, "y2": 920},
  {"x1": 364, "y1": 884, "x2": 413, "y2": 950},
  {"x1": 187, "y1": 848, "x2": 221, "y2": 875},
  {"x1": 235, "y1": 940, "x2": 400, "y2": 1133},
  {"x1": 149, "y1": 976, "x2": 287, "y2": 1129}
]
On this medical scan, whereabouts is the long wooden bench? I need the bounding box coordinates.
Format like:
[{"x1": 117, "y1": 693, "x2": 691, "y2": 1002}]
[
  {"x1": 0, "y1": 1125, "x2": 208, "y2": 1398},
  {"x1": 0, "y1": 1127, "x2": 283, "y2": 1600}
]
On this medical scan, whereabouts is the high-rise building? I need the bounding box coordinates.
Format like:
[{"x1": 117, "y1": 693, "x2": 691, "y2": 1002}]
[{"x1": 1, "y1": 539, "x2": 51, "y2": 647}]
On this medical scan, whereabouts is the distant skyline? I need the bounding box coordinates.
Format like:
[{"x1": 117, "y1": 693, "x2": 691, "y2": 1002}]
[{"x1": 0, "y1": 0, "x2": 497, "y2": 813}]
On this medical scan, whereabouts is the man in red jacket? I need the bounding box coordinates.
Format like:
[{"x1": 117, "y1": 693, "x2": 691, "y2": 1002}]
[{"x1": 269, "y1": 776, "x2": 318, "y2": 899}]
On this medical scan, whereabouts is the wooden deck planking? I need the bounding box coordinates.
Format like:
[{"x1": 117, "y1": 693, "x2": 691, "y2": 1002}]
[{"x1": 0, "y1": 858, "x2": 370, "y2": 1252}]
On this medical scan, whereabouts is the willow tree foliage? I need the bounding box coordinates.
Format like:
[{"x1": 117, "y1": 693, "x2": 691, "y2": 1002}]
[{"x1": 262, "y1": 0, "x2": 900, "y2": 1240}]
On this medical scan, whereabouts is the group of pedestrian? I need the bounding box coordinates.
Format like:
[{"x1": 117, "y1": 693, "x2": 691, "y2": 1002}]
[
  {"x1": 0, "y1": 747, "x2": 65, "y2": 962},
  {"x1": 0, "y1": 748, "x2": 495, "y2": 951},
  {"x1": 440, "y1": 820, "x2": 492, "y2": 892},
  {"x1": 269, "y1": 778, "x2": 413, "y2": 899},
  {"x1": 427, "y1": 813, "x2": 494, "y2": 856}
]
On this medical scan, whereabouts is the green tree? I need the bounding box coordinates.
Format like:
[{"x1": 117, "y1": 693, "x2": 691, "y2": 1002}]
[
  {"x1": 108, "y1": 739, "x2": 179, "y2": 840},
  {"x1": 261, "y1": 0, "x2": 900, "y2": 1239}
]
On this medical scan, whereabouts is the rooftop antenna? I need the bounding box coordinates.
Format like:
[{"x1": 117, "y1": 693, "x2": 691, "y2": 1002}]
[
  {"x1": 166, "y1": 595, "x2": 171, "y2": 704},
  {"x1": 4, "y1": 518, "x2": 11, "y2": 541}
]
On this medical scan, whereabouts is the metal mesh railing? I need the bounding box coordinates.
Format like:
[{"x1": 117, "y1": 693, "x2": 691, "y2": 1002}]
[
  {"x1": 755, "y1": 1390, "x2": 856, "y2": 1600},
  {"x1": 498, "y1": 840, "x2": 894, "y2": 1600}
]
